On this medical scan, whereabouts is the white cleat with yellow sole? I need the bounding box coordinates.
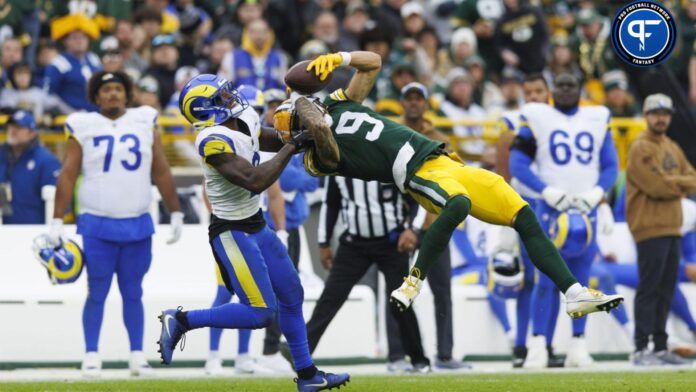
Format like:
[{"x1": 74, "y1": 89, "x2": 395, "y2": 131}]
[
  {"x1": 565, "y1": 287, "x2": 624, "y2": 319},
  {"x1": 390, "y1": 275, "x2": 423, "y2": 311}
]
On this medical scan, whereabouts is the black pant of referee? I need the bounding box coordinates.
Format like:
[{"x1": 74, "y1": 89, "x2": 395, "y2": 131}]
[
  {"x1": 634, "y1": 236, "x2": 681, "y2": 352},
  {"x1": 305, "y1": 232, "x2": 429, "y2": 367}
]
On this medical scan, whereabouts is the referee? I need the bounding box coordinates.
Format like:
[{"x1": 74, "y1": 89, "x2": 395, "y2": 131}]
[{"x1": 305, "y1": 175, "x2": 430, "y2": 372}]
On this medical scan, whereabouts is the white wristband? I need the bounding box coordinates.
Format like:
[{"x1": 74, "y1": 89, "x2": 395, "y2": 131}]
[{"x1": 339, "y1": 52, "x2": 352, "y2": 67}]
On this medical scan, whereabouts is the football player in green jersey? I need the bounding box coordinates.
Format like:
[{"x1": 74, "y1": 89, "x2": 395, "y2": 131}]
[{"x1": 275, "y1": 51, "x2": 623, "y2": 320}]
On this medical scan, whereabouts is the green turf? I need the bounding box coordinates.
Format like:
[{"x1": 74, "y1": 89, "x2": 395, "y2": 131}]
[{"x1": 2, "y1": 371, "x2": 696, "y2": 392}]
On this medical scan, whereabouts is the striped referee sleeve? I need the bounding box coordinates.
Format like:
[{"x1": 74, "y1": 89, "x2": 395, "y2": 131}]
[{"x1": 318, "y1": 176, "x2": 342, "y2": 247}]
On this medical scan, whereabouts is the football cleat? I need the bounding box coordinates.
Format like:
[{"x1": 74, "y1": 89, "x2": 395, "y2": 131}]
[
  {"x1": 433, "y1": 358, "x2": 470, "y2": 370},
  {"x1": 512, "y1": 346, "x2": 527, "y2": 368},
  {"x1": 205, "y1": 356, "x2": 224, "y2": 376},
  {"x1": 546, "y1": 346, "x2": 565, "y2": 368},
  {"x1": 524, "y1": 336, "x2": 547, "y2": 369},
  {"x1": 295, "y1": 370, "x2": 350, "y2": 391},
  {"x1": 234, "y1": 354, "x2": 274, "y2": 374},
  {"x1": 129, "y1": 351, "x2": 154, "y2": 377},
  {"x1": 390, "y1": 273, "x2": 423, "y2": 311},
  {"x1": 564, "y1": 336, "x2": 594, "y2": 367},
  {"x1": 386, "y1": 359, "x2": 413, "y2": 374},
  {"x1": 565, "y1": 287, "x2": 624, "y2": 319},
  {"x1": 632, "y1": 349, "x2": 664, "y2": 366},
  {"x1": 655, "y1": 350, "x2": 693, "y2": 365},
  {"x1": 257, "y1": 352, "x2": 294, "y2": 374},
  {"x1": 157, "y1": 307, "x2": 188, "y2": 365},
  {"x1": 81, "y1": 352, "x2": 101, "y2": 379}
]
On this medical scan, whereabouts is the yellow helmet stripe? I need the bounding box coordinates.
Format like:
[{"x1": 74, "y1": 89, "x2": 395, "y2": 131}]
[
  {"x1": 582, "y1": 214, "x2": 593, "y2": 247},
  {"x1": 182, "y1": 84, "x2": 217, "y2": 124},
  {"x1": 50, "y1": 241, "x2": 83, "y2": 280}
]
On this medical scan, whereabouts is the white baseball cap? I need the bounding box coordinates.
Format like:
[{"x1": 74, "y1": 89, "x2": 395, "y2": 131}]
[
  {"x1": 401, "y1": 2, "x2": 424, "y2": 19},
  {"x1": 643, "y1": 93, "x2": 674, "y2": 113}
]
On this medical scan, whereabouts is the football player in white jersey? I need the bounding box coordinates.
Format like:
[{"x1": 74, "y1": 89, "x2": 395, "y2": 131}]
[
  {"x1": 497, "y1": 74, "x2": 564, "y2": 368},
  {"x1": 47, "y1": 71, "x2": 184, "y2": 377},
  {"x1": 158, "y1": 74, "x2": 349, "y2": 392},
  {"x1": 509, "y1": 73, "x2": 620, "y2": 368}
]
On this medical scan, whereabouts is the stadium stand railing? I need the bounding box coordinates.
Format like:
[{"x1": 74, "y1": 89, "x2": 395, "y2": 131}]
[{"x1": 0, "y1": 114, "x2": 647, "y2": 170}]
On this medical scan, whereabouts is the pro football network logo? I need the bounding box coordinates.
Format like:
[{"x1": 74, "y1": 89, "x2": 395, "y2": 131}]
[{"x1": 610, "y1": 1, "x2": 677, "y2": 67}]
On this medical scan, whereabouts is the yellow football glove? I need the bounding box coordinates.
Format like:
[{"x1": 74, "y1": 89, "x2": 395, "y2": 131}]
[{"x1": 307, "y1": 53, "x2": 343, "y2": 81}]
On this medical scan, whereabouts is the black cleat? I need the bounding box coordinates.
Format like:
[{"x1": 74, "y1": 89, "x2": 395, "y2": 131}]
[
  {"x1": 512, "y1": 345, "x2": 527, "y2": 368},
  {"x1": 547, "y1": 346, "x2": 564, "y2": 368}
]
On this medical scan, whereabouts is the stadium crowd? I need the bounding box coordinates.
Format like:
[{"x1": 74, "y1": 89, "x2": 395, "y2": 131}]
[
  {"x1": 2, "y1": 0, "x2": 696, "y2": 379},
  {"x1": 4, "y1": 0, "x2": 696, "y2": 125}
]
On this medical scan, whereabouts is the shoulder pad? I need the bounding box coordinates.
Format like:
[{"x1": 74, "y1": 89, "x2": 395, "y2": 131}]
[{"x1": 50, "y1": 55, "x2": 72, "y2": 73}]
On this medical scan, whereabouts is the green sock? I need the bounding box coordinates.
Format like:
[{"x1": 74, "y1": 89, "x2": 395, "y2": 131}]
[
  {"x1": 411, "y1": 195, "x2": 471, "y2": 279},
  {"x1": 514, "y1": 206, "x2": 577, "y2": 292}
]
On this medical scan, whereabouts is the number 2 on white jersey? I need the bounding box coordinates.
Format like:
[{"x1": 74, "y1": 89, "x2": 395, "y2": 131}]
[{"x1": 335, "y1": 111, "x2": 384, "y2": 141}]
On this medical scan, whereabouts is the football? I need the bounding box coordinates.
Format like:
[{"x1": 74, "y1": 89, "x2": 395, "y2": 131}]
[{"x1": 284, "y1": 60, "x2": 332, "y2": 95}]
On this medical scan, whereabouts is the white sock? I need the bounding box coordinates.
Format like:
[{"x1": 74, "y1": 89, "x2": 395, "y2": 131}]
[
  {"x1": 564, "y1": 283, "x2": 583, "y2": 299},
  {"x1": 209, "y1": 350, "x2": 220, "y2": 360}
]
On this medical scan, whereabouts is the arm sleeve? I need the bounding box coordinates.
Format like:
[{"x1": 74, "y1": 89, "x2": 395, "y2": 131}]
[
  {"x1": 597, "y1": 129, "x2": 619, "y2": 192},
  {"x1": 509, "y1": 125, "x2": 547, "y2": 193},
  {"x1": 317, "y1": 176, "x2": 341, "y2": 247},
  {"x1": 198, "y1": 134, "x2": 236, "y2": 159},
  {"x1": 626, "y1": 140, "x2": 682, "y2": 199}
]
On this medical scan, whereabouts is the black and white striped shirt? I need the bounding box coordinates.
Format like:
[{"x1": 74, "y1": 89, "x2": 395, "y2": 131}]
[{"x1": 318, "y1": 176, "x2": 417, "y2": 246}]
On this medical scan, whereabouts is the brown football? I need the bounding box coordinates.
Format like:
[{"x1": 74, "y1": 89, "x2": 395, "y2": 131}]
[{"x1": 284, "y1": 60, "x2": 332, "y2": 95}]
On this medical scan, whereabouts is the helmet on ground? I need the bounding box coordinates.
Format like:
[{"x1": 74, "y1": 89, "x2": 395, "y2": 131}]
[
  {"x1": 32, "y1": 235, "x2": 84, "y2": 284},
  {"x1": 487, "y1": 250, "x2": 524, "y2": 300},
  {"x1": 549, "y1": 209, "x2": 593, "y2": 258},
  {"x1": 178, "y1": 74, "x2": 248, "y2": 127}
]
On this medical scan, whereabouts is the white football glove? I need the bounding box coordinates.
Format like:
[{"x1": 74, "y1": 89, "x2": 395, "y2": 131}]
[
  {"x1": 573, "y1": 186, "x2": 604, "y2": 215},
  {"x1": 596, "y1": 202, "x2": 615, "y2": 235},
  {"x1": 46, "y1": 218, "x2": 64, "y2": 247},
  {"x1": 541, "y1": 186, "x2": 572, "y2": 212},
  {"x1": 276, "y1": 229, "x2": 289, "y2": 248},
  {"x1": 167, "y1": 211, "x2": 184, "y2": 245}
]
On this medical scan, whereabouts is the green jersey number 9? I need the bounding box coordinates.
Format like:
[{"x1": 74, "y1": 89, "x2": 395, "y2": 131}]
[{"x1": 335, "y1": 111, "x2": 384, "y2": 141}]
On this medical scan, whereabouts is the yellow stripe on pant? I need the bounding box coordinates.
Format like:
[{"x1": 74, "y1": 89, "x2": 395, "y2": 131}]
[{"x1": 219, "y1": 232, "x2": 267, "y2": 308}]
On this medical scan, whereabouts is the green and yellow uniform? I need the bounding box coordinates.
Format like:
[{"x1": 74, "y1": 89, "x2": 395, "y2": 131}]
[{"x1": 304, "y1": 89, "x2": 528, "y2": 226}]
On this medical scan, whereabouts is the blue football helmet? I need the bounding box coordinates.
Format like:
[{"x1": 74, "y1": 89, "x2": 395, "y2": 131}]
[
  {"x1": 549, "y1": 209, "x2": 593, "y2": 258},
  {"x1": 32, "y1": 235, "x2": 84, "y2": 284},
  {"x1": 487, "y1": 250, "x2": 524, "y2": 300},
  {"x1": 178, "y1": 74, "x2": 248, "y2": 127},
  {"x1": 237, "y1": 85, "x2": 265, "y2": 115}
]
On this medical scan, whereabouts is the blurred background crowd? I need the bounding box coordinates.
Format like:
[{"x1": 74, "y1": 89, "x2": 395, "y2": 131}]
[
  {"x1": 1, "y1": 0, "x2": 696, "y2": 227},
  {"x1": 0, "y1": 0, "x2": 695, "y2": 131}
]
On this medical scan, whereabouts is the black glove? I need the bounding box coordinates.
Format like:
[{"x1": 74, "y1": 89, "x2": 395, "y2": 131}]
[{"x1": 289, "y1": 128, "x2": 314, "y2": 151}]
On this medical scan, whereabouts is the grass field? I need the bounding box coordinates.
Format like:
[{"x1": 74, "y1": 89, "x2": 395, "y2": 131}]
[{"x1": 3, "y1": 371, "x2": 696, "y2": 392}]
